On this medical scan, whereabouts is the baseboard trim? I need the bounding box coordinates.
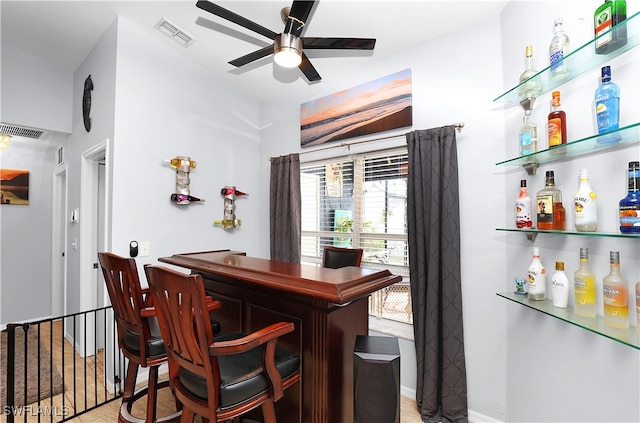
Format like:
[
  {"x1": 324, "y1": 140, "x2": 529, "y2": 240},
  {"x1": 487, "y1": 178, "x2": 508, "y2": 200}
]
[{"x1": 400, "y1": 387, "x2": 503, "y2": 423}]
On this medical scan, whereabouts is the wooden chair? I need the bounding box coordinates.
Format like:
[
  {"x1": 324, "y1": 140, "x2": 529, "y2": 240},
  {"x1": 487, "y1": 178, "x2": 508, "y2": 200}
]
[
  {"x1": 322, "y1": 246, "x2": 364, "y2": 269},
  {"x1": 144, "y1": 264, "x2": 301, "y2": 423},
  {"x1": 97, "y1": 252, "x2": 181, "y2": 423}
]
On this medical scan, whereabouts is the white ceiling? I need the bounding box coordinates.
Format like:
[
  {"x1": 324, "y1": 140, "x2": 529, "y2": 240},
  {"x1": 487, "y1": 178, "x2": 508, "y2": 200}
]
[{"x1": 1, "y1": 0, "x2": 509, "y2": 103}]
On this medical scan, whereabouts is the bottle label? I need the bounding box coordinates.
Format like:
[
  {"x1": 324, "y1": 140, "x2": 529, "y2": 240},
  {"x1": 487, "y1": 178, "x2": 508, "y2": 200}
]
[
  {"x1": 516, "y1": 198, "x2": 533, "y2": 228},
  {"x1": 528, "y1": 268, "x2": 546, "y2": 295},
  {"x1": 595, "y1": 97, "x2": 620, "y2": 133},
  {"x1": 595, "y1": 5, "x2": 613, "y2": 48},
  {"x1": 536, "y1": 194, "x2": 554, "y2": 223},
  {"x1": 603, "y1": 285, "x2": 628, "y2": 307},
  {"x1": 548, "y1": 118, "x2": 563, "y2": 146},
  {"x1": 619, "y1": 205, "x2": 640, "y2": 228},
  {"x1": 574, "y1": 275, "x2": 596, "y2": 305},
  {"x1": 520, "y1": 131, "x2": 532, "y2": 155},
  {"x1": 574, "y1": 189, "x2": 597, "y2": 226},
  {"x1": 549, "y1": 50, "x2": 565, "y2": 72}
]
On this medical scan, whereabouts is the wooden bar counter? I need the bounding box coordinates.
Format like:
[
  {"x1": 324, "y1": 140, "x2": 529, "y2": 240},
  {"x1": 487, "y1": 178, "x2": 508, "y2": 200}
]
[{"x1": 159, "y1": 250, "x2": 402, "y2": 423}]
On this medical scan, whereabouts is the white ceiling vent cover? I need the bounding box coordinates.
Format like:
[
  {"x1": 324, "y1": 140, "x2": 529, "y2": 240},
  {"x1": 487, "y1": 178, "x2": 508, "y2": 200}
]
[
  {"x1": 155, "y1": 18, "x2": 195, "y2": 48},
  {"x1": 0, "y1": 123, "x2": 46, "y2": 140}
]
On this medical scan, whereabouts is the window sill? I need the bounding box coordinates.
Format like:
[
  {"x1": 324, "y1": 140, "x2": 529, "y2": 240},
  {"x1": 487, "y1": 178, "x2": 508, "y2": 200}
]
[{"x1": 369, "y1": 315, "x2": 414, "y2": 341}]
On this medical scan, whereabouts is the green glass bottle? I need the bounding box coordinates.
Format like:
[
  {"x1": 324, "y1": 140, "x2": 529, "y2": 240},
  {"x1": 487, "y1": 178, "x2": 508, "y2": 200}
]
[{"x1": 594, "y1": 0, "x2": 627, "y2": 55}]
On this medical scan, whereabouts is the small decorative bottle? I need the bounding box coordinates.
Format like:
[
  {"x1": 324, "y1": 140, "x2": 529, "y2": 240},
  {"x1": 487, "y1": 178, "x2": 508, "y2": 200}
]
[
  {"x1": 536, "y1": 170, "x2": 566, "y2": 230},
  {"x1": 518, "y1": 45, "x2": 541, "y2": 99},
  {"x1": 551, "y1": 261, "x2": 570, "y2": 308},
  {"x1": 528, "y1": 247, "x2": 546, "y2": 301},
  {"x1": 574, "y1": 248, "x2": 597, "y2": 317},
  {"x1": 636, "y1": 281, "x2": 640, "y2": 331},
  {"x1": 519, "y1": 109, "x2": 538, "y2": 157},
  {"x1": 547, "y1": 91, "x2": 567, "y2": 155},
  {"x1": 595, "y1": 66, "x2": 621, "y2": 143},
  {"x1": 574, "y1": 169, "x2": 598, "y2": 232},
  {"x1": 603, "y1": 251, "x2": 629, "y2": 329},
  {"x1": 516, "y1": 180, "x2": 533, "y2": 229},
  {"x1": 549, "y1": 17, "x2": 570, "y2": 80},
  {"x1": 619, "y1": 161, "x2": 640, "y2": 233},
  {"x1": 594, "y1": 0, "x2": 627, "y2": 55}
]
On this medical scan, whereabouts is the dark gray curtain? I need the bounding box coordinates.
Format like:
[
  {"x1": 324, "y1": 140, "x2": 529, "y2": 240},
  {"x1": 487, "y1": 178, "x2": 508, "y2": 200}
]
[
  {"x1": 269, "y1": 153, "x2": 301, "y2": 263},
  {"x1": 406, "y1": 126, "x2": 467, "y2": 423}
]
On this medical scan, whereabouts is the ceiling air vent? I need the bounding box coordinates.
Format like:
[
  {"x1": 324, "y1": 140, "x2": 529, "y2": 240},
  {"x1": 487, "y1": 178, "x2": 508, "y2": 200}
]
[
  {"x1": 0, "y1": 123, "x2": 46, "y2": 139},
  {"x1": 155, "y1": 17, "x2": 195, "y2": 48}
]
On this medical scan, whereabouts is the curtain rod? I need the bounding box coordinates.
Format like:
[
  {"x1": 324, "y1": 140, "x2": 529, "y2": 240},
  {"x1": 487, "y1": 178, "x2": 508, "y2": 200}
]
[{"x1": 298, "y1": 122, "x2": 464, "y2": 156}]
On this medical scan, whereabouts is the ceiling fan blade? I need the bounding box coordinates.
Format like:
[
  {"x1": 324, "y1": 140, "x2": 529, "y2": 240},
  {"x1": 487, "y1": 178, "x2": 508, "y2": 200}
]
[
  {"x1": 285, "y1": 1, "x2": 315, "y2": 36},
  {"x1": 299, "y1": 52, "x2": 321, "y2": 82},
  {"x1": 302, "y1": 37, "x2": 376, "y2": 50},
  {"x1": 196, "y1": 0, "x2": 278, "y2": 40},
  {"x1": 229, "y1": 45, "x2": 274, "y2": 67}
]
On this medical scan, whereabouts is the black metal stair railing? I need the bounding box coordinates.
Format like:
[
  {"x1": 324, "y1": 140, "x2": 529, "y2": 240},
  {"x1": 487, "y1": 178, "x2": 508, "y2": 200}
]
[{"x1": 2, "y1": 306, "x2": 125, "y2": 422}]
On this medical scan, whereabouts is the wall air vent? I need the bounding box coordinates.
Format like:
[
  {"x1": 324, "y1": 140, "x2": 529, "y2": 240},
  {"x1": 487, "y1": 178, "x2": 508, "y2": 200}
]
[
  {"x1": 0, "y1": 123, "x2": 46, "y2": 139},
  {"x1": 154, "y1": 17, "x2": 195, "y2": 48}
]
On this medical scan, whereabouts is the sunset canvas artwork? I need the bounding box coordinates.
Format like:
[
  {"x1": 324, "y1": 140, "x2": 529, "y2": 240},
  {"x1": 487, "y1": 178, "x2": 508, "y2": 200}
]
[
  {"x1": 300, "y1": 69, "x2": 412, "y2": 148},
  {"x1": 0, "y1": 168, "x2": 29, "y2": 205}
]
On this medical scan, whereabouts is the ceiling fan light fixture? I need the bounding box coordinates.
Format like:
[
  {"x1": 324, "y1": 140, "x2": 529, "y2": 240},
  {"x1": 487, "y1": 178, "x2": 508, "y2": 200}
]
[
  {"x1": 0, "y1": 133, "x2": 11, "y2": 151},
  {"x1": 274, "y1": 33, "x2": 302, "y2": 68}
]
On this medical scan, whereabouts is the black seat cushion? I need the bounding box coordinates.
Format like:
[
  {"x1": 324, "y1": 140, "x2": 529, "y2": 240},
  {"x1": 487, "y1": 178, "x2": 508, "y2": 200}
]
[
  {"x1": 123, "y1": 317, "x2": 165, "y2": 357},
  {"x1": 178, "y1": 332, "x2": 300, "y2": 410},
  {"x1": 324, "y1": 249, "x2": 360, "y2": 269}
]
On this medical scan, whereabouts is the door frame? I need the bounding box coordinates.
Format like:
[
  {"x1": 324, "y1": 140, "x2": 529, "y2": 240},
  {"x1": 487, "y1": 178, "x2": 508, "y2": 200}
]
[{"x1": 52, "y1": 163, "x2": 68, "y2": 317}]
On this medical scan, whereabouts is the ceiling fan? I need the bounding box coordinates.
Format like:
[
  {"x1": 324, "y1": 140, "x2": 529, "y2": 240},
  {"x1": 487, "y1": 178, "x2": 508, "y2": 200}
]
[{"x1": 195, "y1": 0, "x2": 376, "y2": 82}]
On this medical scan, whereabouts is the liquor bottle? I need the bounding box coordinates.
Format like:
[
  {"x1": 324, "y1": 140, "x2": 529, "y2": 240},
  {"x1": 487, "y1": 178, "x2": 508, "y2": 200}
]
[
  {"x1": 619, "y1": 161, "x2": 640, "y2": 233},
  {"x1": 164, "y1": 157, "x2": 197, "y2": 169},
  {"x1": 518, "y1": 45, "x2": 541, "y2": 99},
  {"x1": 170, "y1": 193, "x2": 205, "y2": 203},
  {"x1": 551, "y1": 261, "x2": 569, "y2": 308},
  {"x1": 528, "y1": 246, "x2": 546, "y2": 301},
  {"x1": 221, "y1": 187, "x2": 249, "y2": 197},
  {"x1": 519, "y1": 109, "x2": 538, "y2": 157},
  {"x1": 549, "y1": 18, "x2": 570, "y2": 80},
  {"x1": 547, "y1": 91, "x2": 567, "y2": 155},
  {"x1": 573, "y1": 169, "x2": 597, "y2": 232},
  {"x1": 574, "y1": 248, "x2": 597, "y2": 317},
  {"x1": 594, "y1": 0, "x2": 627, "y2": 55},
  {"x1": 515, "y1": 180, "x2": 533, "y2": 229},
  {"x1": 636, "y1": 281, "x2": 640, "y2": 330},
  {"x1": 595, "y1": 66, "x2": 620, "y2": 142},
  {"x1": 603, "y1": 251, "x2": 629, "y2": 329},
  {"x1": 536, "y1": 170, "x2": 566, "y2": 230}
]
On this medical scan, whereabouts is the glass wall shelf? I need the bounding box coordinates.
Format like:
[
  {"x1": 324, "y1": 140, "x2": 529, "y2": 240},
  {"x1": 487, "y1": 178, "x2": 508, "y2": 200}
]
[
  {"x1": 496, "y1": 227, "x2": 640, "y2": 239},
  {"x1": 494, "y1": 10, "x2": 640, "y2": 105},
  {"x1": 496, "y1": 122, "x2": 640, "y2": 169},
  {"x1": 497, "y1": 292, "x2": 639, "y2": 350}
]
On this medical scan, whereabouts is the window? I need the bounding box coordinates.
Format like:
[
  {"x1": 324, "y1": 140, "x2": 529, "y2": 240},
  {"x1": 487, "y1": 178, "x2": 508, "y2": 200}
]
[{"x1": 301, "y1": 148, "x2": 412, "y2": 326}]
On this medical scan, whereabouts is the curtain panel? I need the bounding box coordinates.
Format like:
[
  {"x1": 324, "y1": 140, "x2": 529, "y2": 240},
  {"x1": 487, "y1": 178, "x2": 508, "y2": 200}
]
[
  {"x1": 406, "y1": 126, "x2": 468, "y2": 423},
  {"x1": 269, "y1": 153, "x2": 301, "y2": 263}
]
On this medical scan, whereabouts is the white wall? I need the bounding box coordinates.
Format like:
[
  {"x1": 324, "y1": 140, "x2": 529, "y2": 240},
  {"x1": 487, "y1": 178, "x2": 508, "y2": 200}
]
[
  {"x1": 257, "y1": 15, "x2": 508, "y2": 421},
  {"x1": 500, "y1": 2, "x2": 640, "y2": 422}
]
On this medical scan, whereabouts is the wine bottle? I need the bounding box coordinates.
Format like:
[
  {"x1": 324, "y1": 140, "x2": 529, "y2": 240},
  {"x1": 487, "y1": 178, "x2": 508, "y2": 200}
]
[
  {"x1": 164, "y1": 157, "x2": 197, "y2": 169},
  {"x1": 573, "y1": 169, "x2": 597, "y2": 232},
  {"x1": 619, "y1": 161, "x2": 640, "y2": 233},
  {"x1": 603, "y1": 251, "x2": 629, "y2": 329},
  {"x1": 594, "y1": 0, "x2": 627, "y2": 55},
  {"x1": 527, "y1": 246, "x2": 546, "y2": 301},
  {"x1": 536, "y1": 170, "x2": 566, "y2": 230},
  {"x1": 519, "y1": 109, "x2": 538, "y2": 157},
  {"x1": 595, "y1": 66, "x2": 621, "y2": 143},
  {"x1": 518, "y1": 45, "x2": 541, "y2": 99},
  {"x1": 547, "y1": 91, "x2": 567, "y2": 155},
  {"x1": 221, "y1": 187, "x2": 249, "y2": 196},
  {"x1": 170, "y1": 193, "x2": 204, "y2": 202},
  {"x1": 515, "y1": 180, "x2": 533, "y2": 229},
  {"x1": 549, "y1": 17, "x2": 570, "y2": 80},
  {"x1": 551, "y1": 261, "x2": 569, "y2": 308},
  {"x1": 574, "y1": 248, "x2": 597, "y2": 317}
]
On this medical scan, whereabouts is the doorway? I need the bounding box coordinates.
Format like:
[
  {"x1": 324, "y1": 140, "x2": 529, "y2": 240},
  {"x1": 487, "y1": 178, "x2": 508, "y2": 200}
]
[{"x1": 52, "y1": 164, "x2": 67, "y2": 317}]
